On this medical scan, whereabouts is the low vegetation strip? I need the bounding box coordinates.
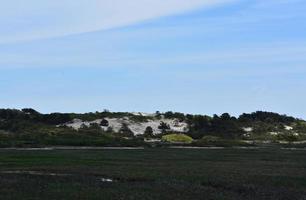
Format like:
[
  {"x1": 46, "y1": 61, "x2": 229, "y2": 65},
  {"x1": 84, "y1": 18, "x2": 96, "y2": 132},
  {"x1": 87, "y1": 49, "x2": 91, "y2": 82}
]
[
  {"x1": 0, "y1": 170, "x2": 71, "y2": 177},
  {"x1": 0, "y1": 146, "x2": 145, "y2": 151}
]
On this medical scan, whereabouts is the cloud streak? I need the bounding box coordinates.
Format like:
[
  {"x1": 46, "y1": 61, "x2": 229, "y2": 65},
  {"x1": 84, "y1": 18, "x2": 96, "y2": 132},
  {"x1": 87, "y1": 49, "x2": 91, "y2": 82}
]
[{"x1": 0, "y1": 0, "x2": 234, "y2": 43}]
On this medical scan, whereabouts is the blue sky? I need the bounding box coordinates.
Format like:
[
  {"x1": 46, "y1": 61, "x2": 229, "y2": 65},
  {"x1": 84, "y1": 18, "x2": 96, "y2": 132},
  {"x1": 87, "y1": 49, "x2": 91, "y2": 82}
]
[{"x1": 0, "y1": 0, "x2": 306, "y2": 118}]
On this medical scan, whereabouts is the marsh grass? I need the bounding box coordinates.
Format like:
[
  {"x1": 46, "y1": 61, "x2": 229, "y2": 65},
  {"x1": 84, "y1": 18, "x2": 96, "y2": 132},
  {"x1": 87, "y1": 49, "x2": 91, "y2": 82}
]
[{"x1": 0, "y1": 148, "x2": 305, "y2": 200}]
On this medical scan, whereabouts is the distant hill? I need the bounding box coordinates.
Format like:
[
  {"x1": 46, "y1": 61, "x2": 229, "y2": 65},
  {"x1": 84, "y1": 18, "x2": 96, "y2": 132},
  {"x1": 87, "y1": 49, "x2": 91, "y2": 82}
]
[{"x1": 0, "y1": 108, "x2": 305, "y2": 147}]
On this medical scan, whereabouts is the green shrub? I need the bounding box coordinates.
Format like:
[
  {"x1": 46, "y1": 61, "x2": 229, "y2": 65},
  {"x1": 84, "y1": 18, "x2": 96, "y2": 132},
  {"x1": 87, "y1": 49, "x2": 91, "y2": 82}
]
[{"x1": 162, "y1": 134, "x2": 193, "y2": 144}]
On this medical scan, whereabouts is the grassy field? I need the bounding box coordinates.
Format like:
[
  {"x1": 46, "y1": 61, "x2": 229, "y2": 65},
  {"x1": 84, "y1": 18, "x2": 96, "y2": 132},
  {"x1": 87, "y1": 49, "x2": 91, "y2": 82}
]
[{"x1": 0, "y1": 148, "x2": 305, "y2": 200}]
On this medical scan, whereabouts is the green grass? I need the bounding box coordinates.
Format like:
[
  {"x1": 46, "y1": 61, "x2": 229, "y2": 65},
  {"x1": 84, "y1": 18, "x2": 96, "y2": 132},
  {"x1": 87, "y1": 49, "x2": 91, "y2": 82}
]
[
  {"x1": 192, "y1": 137, "x2": 255, "y2": 147},
  {"x1": 0, "y1": 132, "x2": 147, "y2": 148},
  {"x1": 0, "y1": 148, "x2": 305, "y2": 200},
  {"x1": 162, "y1": 134, "x2": 193, "y2": 143}
]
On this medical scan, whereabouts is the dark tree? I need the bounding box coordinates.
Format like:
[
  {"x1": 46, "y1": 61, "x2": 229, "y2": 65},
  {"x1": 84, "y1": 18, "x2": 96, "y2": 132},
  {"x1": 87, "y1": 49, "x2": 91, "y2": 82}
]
[
  {"x1": 155, "y1": 111, "x2": 162, "y2": 119},
  {"x1": 158, "y1": 121, "x2": 170, "y2": 133},
  {"x1": 42, "y1": 113, "x2": 71, "y2": 125},
  {"x1": 164, "y1": 111, "x2": 185, "y2": 121},
  {"x1": 144, "y1": 126, "x2": 154, "y2": 138},
  {"x1": 22, "y1": 108, "x2": 40, "y2": 115},
  {"x1": 239, "y1": 111, "x2": 296, "y2": 124},
  {"x1": 100, "y1": 119, "x2": 109, "y2": 127},
  {"x1": 220, "y1": 113, "x2": 231, "y2": 120},
  {"x1": 118, "y1": 123, "x2": 134, "y2": 137},
  {"x1": 187, "y1": 115, "x2": 211, "y2": 139}
]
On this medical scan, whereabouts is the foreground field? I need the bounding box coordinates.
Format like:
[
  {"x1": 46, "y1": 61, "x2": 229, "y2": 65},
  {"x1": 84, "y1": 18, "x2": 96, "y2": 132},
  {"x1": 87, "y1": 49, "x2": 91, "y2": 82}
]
[{"x1": 0, "y1": 148, "x2": 305, "y2": 200}]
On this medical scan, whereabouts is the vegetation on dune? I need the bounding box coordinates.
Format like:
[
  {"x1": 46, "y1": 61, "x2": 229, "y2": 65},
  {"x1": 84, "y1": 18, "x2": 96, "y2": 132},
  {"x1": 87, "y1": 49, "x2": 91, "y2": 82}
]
[
  {"x1": 0, "y1": 108, "x2": 306, "y2": 147},
  {"x1": 158, "y1": 121, "x2": 171, "y2": 133}
]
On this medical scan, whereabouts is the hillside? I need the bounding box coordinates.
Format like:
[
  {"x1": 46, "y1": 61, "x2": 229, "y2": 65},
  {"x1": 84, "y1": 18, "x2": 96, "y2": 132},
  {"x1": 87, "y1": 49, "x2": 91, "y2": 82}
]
[{"x1": 0, "y1": 108, "x2": 306, "y2": 147}]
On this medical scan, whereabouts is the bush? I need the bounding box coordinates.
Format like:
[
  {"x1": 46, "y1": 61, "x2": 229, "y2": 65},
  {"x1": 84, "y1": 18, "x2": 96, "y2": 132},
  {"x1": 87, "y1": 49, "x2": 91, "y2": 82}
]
[
  {"x1": 117, "y1": 123, "x2": 134, "y2": 138},
  {"x1": 144, "y1": 126, "x2": 154, "y2": 138},
  {"x1": 162, "y1": 134, "x2": 193, "y2": 144},
  {"x1": 100, "y1": 119, "x2": 109, "y2": 127},
  {"x1": 158, "y1": 122, "x2": 170, "y2": 133}
]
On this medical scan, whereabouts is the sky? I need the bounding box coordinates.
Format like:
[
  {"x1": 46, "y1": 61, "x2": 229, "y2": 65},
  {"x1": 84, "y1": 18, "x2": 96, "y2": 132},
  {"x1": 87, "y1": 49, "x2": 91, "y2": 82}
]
[{"x1": 0, "y1": 0, "x2": 306, "y2": 118}]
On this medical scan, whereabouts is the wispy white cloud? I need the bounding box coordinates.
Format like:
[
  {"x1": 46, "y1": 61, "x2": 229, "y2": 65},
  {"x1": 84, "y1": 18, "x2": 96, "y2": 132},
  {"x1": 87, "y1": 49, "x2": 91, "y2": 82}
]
[
  {"x1": 0, "y1": 0, "x2": 235, "y2": 43},
  {"x1": 1, "y1": 41, "x2": 305, "y2": 70}
]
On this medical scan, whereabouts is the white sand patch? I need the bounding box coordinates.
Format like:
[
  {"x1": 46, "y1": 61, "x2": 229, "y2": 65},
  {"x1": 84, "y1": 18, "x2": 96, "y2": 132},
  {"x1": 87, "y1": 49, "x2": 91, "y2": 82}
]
[
  {"x1": 243, "y1": 127, "x2": 253, "y2": 132},
  {"x1": 63, "y1": 117, "x2": 188, "y2": 135},
  {"x1": 270, "y1": 132, "x2": 279, "y2": 136},
  {"x1": 284, "y1": 125, "x2": 293, "y2": 130},
  {"x1": 100, "y1": 178, "x2": 113, "y2": 182},
  {"x1": 131, "y1": 112, "x2": 156, "y2": 117},
  {"x1": 62, "y1": 118, "x2": 103, "y2": 129}
]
